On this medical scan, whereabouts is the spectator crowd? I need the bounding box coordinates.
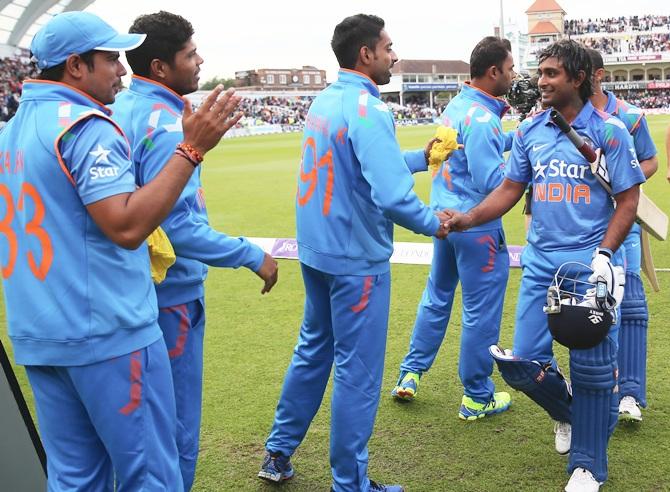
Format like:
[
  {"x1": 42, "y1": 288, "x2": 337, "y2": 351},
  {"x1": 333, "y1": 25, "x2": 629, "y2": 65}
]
[
  {"x1": 237, "y1": 95, "x2": 312, "y2": 127},
  {"x1": 0, "y1": 53, "x2": 37, "y2": 123},
  {"x1": 614, "y1": 89, "x2": 670, "y2": 109},
  {"x1": 565, "y1": 15, "x2": 670, "y2": 35},
  {"x1": 578, "y1": 33, "x2": 670, "y2": 55}
]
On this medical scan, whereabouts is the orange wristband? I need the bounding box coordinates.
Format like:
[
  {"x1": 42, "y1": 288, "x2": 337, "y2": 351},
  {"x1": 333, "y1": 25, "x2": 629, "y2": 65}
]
[{"x1": 176, "y1": 142, "x2": 204, "y2": 165}]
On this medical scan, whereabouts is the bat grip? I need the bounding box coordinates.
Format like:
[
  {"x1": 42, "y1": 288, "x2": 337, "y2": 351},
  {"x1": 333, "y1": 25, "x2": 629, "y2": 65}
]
[{"x1": 550, "y1": 109, "x2": 598, "y2": 163}]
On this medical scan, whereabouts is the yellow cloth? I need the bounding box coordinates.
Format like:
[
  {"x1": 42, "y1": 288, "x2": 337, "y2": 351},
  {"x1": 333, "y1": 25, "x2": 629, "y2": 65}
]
[
  {"x1": 428, "y1": 126, "x2": 462, "y2": 172},
  {"x1": 147, "y1": 227, "x2": 176, "y2": 284}
]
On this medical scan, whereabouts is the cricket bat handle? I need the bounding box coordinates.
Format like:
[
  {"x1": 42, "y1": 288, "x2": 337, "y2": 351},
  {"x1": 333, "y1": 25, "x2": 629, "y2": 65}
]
[{"x1": 550, "y1": 109, "x2": 598, "y2": 163}]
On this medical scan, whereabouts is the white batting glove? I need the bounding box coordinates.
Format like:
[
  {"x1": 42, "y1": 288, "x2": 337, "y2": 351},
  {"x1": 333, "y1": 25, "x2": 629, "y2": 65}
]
[
  {"x1": 588, "y1": 248, "x2": 620, "y2": 309},
  {"x1": 583, "y1": 265, "x2": 625, "y2": 311}
]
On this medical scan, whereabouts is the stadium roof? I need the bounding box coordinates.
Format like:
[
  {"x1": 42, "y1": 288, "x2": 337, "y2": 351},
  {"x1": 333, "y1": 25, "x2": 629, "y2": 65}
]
[
  {"x1": 392, "y1": 59, "x2": 470, "y2": 75},
  {"x1": 528, "y1": 20, "x2": 561, "y2": 34},
  {"x1": 525, "y1": 0, "x2": 565, "y2": 14},
  {"x1": 0, "y1": 0, "x2": 95, "y2": 50}
]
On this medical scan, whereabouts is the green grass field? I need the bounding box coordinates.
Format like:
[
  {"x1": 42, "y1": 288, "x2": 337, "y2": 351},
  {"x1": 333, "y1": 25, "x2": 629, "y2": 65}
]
[{"x1": 2, "y1": 115, "x2": 670, "y2": 491}]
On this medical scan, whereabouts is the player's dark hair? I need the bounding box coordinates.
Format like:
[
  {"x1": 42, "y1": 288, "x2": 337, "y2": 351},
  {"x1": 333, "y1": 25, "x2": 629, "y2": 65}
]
[
  {"x1": 36, "y1": 50, "x2": 96, "y2": 81},
  {"x1": 539, "y1": 39, "x2": 593, "y2": 103},
  {"x1": 331, "y1": 14, "x2": 385, "y2": 69},
  {"x1": 470, "y1": 36, "x2": 512, "y2": 79},
  {"x1": 126, "y1": 11, "x2": 194, "y2": 77},
  {"x1": 586, "y1": 48, "x2": 604, "y2": 71}
]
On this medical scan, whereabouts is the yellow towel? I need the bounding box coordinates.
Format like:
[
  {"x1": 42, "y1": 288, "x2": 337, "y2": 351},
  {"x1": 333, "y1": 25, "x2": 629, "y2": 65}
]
[
  {"x1": 147, "y1": 227, "x2": 176, "y2": 284},
  {"x1": 428, "y1": 126, "x2": 462, "y2": 172}
]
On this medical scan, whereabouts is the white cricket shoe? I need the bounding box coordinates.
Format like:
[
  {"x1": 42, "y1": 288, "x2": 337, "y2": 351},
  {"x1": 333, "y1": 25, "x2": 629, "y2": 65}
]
[
  {"x1": 554, "y1": 421, "x2": 571, "y2": 455},
  {"x1": 565, "y1": 467, "x2": 601, "y2": 492},
  {"x1": 619, "y1": 395, "x2": 642, "y2": 422}
]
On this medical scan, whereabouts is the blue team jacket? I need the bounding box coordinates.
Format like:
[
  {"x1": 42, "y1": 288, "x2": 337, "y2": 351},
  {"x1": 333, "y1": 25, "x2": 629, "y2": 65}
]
[
  {"x1": 112, "y1": 76, "x2": 265, "y2": 308},
  {"x1": 296, "y1": 69, "x2": 439, "y2": 276},
  {"x1": 0, "y1": 81, "x2": 162, "y2": 365},
  {"x1": 433, "y1": 83, "x2": 510, "y2": 231}
]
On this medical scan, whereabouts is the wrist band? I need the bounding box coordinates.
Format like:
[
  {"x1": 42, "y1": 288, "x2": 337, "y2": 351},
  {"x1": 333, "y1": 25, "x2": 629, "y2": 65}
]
[
  {"x1": 176, "y1": 142, "x2": 204, "y2": 165},
  {"x1": 175, "y1": 149, "x2": 199, "y2": 168},
  {"x1": 596, "y1": 247, "x2": 613, "y2": 259}
]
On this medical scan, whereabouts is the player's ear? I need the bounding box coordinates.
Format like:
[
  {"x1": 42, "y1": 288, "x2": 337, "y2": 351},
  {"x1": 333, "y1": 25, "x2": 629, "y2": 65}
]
[
  {"x1": 150, "y1": 58, "x2": 168, "y2": 80},
  {"x1": 488, "y1": 64, "x2": 499, "y2": 80},
  {"x1": 359, "y1": 45, "x2": 373, "y2": 67},
  {"x1": 64, "y1": 54, "x2": 89, "y2": 80}
]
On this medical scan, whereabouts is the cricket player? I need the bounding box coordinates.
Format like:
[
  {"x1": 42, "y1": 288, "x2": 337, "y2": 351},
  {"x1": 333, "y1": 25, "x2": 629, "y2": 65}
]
[
  {"x1": 392, "y1": 36, "x2": 515, "y2": 421},
  {"x1": 587, "y1": 48, "x2": 658, "y2": 423},
  {"x1": 446, "y1": 40, "x2": 644, "y2": 491},
  {"x1": 258, "y1": 14, "x2": 448, "y2": 492},
  {"x1": 0, "y1": 11, "x2": 241, "y2": 490},
  {"x1": 111, "y1": 11, "x2": 278, "y2": 490}
]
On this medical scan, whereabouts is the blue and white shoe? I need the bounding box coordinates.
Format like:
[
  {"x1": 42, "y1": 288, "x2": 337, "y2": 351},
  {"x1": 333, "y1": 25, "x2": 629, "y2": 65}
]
[
  {"x1": 391, "y1": 371, "x2": 420, "y2": 401},
  {"x1": 258, "y1": 451, "x2": 294, "y2": 482}
]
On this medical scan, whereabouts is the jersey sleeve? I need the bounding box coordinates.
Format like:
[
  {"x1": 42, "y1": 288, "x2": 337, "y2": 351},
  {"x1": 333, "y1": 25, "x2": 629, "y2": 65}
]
[
  {"x1": 141, "y1": 126, "x2": 265, "y2": 272},
  {"x1": 349, "y1": 97, "x2": 439, "y2": 237},
  {"x1": 403, "y1": 149, "x2": 428, "y2": 174},
  {"x1": 59, "y1": 117, "x2": 137, "y2": 205},
  {"x1": 462, "y1": 114, "x2": 506, "y2": 194},
  {"x1": 630, "y1": 115, "x2": 657, "y2": 162},
  {"x1": 504, "y1": 126, "x2": 532, "y2": 185},
  {"x1": 503, "y1": 129, "x2": 515, "y2": 152},
  {"x1": 601, "y1": 118, "x2": 646, "y2": 195}
]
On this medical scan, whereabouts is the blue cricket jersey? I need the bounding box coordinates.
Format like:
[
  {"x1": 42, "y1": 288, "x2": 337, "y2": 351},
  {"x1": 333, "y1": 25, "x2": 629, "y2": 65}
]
[
  {"x1": 111, "y1": 76, "x2": 265, "y2": 307},
  {"x1": 0, "y1": 80, "x2": 162, "y2": 366},
  {"x1": 432, "y1": 83, "x2": 509, "y2": 231},
  {"x1": 506, "y1": 101, "x2": 646, "y2": 251},
  {"x1": 296, "y1": 69, "x2": 440, "y2": 276},
  {"x1": 603, "y1": 90, "x2": 657, "y2": 162}
]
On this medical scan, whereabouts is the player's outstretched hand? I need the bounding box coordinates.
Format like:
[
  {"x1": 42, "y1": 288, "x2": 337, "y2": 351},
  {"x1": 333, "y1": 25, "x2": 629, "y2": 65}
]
[
  {"x1": 444, "y1": 209, "x2": 473, "y2": 232},
  {"x1": 182, "y1": 85, "x2": 243, "y2": 158},
  {"x1": 256, "y1": 253, "x2": 279, "y2": 294},
  {"x1": 434, "y1": 210, "x2": 451, "y2": 239}
]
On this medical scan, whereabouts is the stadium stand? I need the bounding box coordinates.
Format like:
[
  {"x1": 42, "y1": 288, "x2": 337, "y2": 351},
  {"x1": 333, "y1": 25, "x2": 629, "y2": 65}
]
[{"x1": 564, "y1": 15, "x2": 670, "y2": 36}]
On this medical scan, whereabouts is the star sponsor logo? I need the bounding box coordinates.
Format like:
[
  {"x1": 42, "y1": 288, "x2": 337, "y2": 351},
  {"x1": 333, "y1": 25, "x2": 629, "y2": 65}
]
[
  {"x1": 89, "y1": 165, "x2": 120, "y2": 180},
  {"x1": 89, "y1": 144, "x2": 111, "y2": 164},
  {"x1": 532, "y1": 159, "x2": 590, "y2": 181},
  {"x1": 628, "y1": 147, "x2": 640, "y2": 169},
  {"x1": 533, "y1": 160, "x2": 548, "y2": 179}
]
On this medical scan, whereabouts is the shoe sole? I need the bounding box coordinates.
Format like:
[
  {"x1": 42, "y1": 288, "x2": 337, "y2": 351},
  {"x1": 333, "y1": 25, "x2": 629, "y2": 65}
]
[
  {"x1": 459, "y1": 402, "x2": 511, "y2": 421},
  {"x1": 391, "y1": 387, "x2": 415, "y2": 401},
  {"x1": 618, "y1": 412, "x2": 642, "y2": 423},
  {"x1": 555, "y1": 447, "x2": 570, "y2": 456},
  {"x1": 258, "y1": 470, "x2": 295, "y2": 482}
]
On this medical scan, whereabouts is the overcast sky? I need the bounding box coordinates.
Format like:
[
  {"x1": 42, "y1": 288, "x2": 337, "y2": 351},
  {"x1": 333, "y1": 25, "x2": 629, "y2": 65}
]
[{"x1": 85, "y1": 0, "x2": 668, "y2": 84}]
